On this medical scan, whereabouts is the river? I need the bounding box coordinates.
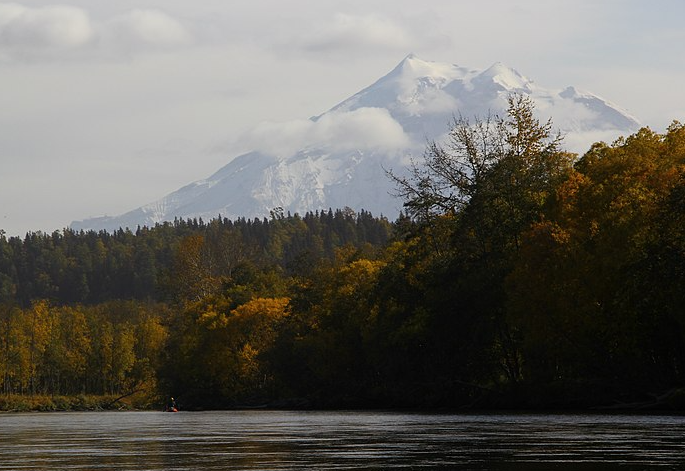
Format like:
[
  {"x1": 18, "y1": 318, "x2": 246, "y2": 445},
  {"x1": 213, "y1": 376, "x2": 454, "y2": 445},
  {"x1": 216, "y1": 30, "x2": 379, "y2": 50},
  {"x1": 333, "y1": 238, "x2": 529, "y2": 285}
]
[{"x1": 1, "y1": 411, "x2": 684, "y2": 470}]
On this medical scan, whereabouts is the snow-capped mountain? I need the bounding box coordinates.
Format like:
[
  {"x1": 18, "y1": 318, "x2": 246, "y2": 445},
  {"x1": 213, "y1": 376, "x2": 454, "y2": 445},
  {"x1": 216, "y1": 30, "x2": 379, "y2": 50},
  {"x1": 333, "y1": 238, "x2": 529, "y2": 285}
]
[{"x1": 71, "y1": 54, "x2": 640, "y2": 232}]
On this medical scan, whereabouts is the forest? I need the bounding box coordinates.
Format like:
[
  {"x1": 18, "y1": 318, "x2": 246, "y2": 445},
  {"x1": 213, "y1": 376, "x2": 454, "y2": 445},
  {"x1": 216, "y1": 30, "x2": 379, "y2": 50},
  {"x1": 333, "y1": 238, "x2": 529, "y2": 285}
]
[{"x1": 1, "y1": 95, "x2": 684, "y2": 411}]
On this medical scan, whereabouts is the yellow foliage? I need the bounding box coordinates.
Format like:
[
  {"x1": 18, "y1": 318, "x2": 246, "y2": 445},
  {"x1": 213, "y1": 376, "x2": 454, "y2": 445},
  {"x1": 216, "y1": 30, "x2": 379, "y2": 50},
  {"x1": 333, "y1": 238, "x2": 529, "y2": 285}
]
[
  {"x1": 231, "y1": 297, "x2": 290, "y2": 321},
  {"x1": 238, "y1": 343, "x2": 259, "y2": 378},
  {"x1": 198, "y1": 309, "x2": 229, "y2": 329}
]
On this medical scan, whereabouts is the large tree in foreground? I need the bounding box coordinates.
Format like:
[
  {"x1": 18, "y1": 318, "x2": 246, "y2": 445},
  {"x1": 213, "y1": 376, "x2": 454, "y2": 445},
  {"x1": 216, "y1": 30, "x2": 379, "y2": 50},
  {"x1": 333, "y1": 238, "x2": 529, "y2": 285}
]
[
  {"x1": 388, "y1": 94, "x2": 576, "y2": 388},
  {"x1": 390, "y1": 93, "x2": 573, "y2": 230}
]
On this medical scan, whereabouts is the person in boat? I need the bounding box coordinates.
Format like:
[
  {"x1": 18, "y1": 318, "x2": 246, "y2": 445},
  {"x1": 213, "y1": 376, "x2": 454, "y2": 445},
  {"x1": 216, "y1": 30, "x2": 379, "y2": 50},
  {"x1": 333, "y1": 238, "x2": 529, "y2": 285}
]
[{"x1": 165, "y1": 397, "x2": 178, "y2": 412}]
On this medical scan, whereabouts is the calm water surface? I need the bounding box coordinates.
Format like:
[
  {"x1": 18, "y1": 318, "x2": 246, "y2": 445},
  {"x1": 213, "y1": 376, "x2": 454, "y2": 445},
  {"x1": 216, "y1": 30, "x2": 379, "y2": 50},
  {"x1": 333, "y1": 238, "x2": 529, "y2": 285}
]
[{"x1": 1, "y1": 411, "x2": 684, "y2": 470}]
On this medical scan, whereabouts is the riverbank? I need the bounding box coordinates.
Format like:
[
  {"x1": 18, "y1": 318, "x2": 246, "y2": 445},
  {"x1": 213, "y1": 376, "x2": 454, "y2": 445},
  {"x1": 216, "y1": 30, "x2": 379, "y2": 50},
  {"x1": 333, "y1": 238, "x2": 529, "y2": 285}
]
[
  {"x1": 3, "y1": 384, "x2": 685, "y2": 413},
  {"x1": 0, "y1": 394, "x2": 155, "y2": 412}
]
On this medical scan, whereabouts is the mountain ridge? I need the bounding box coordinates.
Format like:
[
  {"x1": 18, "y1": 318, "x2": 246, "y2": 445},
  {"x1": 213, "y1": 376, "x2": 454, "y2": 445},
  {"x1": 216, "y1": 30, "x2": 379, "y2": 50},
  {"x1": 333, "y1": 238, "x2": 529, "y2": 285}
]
[{"x1": 72, "y1": 55, "x2": 640, "y2": 232}]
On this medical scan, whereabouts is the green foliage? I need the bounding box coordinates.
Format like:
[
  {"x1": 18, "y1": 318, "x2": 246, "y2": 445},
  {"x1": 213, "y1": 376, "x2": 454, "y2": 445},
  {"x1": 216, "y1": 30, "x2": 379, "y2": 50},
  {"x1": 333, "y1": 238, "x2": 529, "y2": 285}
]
[{"x1": 0, "y1": 210, "x2": 392, "y2": 307}]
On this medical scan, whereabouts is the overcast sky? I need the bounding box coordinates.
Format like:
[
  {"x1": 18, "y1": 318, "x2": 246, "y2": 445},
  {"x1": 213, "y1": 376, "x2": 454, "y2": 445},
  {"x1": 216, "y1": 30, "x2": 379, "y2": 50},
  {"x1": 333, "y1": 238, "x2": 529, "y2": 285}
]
[{"x1": 1, "y1": 0, "x2": 683, "y2": 236}]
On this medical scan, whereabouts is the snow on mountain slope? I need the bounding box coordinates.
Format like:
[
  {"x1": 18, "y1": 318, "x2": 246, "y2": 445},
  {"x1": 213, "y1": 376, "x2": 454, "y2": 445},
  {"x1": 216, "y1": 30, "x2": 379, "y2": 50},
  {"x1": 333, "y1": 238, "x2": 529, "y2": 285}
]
[{"x1": 71, "y1": 54, "x2": 640, "y2": 232}]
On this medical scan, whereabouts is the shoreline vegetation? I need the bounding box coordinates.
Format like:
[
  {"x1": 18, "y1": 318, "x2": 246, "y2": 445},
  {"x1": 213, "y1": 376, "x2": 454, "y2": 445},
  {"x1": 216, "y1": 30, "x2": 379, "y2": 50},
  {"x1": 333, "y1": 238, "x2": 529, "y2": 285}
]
[
  {"x1": 0, "y1": 394, "x2": 144, "y2": 412},
  {"x1": 2, "y1": 97, "x2": 684, "y2": 413},
  {"x1": 2, "y1": 386, "x2": 685, "y2": 413}
]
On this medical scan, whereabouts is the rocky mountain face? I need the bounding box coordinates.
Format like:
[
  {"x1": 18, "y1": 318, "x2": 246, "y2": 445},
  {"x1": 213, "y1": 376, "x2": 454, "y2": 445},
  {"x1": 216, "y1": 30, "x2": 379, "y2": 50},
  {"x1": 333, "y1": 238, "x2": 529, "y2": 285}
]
[{"x1": 72, "y1": 54, "x2": 640, "y2": 232}]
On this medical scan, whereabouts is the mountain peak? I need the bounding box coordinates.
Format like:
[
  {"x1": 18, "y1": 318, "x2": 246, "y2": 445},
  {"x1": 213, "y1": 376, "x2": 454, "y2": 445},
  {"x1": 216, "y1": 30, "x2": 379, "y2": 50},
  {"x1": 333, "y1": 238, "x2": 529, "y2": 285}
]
[
  {"x1": 398, "y1": 53, "x2": 438, "y2": 70},
  {"x1": 482, "y1": 61, "x2": 512, "y2": 74},
  {"x1": 477, "y1": 62, "x2": 532, "y2": 91},
  {"x1": 387, "y1": 53, "x2": 463, "y2": 81}
]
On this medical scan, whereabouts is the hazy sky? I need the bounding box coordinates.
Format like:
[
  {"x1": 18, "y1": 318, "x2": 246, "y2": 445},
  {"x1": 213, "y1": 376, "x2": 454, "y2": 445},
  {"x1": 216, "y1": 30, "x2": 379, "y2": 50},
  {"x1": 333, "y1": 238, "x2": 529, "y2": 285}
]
[{"x1": 1, "y1": 0, "x2": 683, "y2": 236}]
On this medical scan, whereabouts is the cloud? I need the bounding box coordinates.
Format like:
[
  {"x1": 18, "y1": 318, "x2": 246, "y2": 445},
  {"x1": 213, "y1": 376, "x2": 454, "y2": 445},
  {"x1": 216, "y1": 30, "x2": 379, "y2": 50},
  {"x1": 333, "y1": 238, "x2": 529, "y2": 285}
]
[
  {"x1": 0, "y1": 3, "x2": 94, "y2": 55},
  {"x1": 404, "y1": 87, "x2": 460, "y2": 116},
  {"x1": 104, "y1": 9, "x2": 192, "y2": 49},
  {"x1": 237, "y1": 107, "x2": 412, "y2": 157},
  {"x1": 296, "y1": 13, "x2": 412, "y2": 55},
  {"x1": 0, "y1": 4, "x2": 192, "y2": 60},
  {"x1": 563, "y1": 130, "x2": 630, "y2": 155}
]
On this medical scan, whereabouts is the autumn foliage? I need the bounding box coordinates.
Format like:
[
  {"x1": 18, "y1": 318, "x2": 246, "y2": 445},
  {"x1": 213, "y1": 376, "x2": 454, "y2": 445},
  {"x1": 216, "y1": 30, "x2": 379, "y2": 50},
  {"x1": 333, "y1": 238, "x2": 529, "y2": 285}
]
[{"x1": 1, "y1": 100, "x2": 685, "y2": 410}]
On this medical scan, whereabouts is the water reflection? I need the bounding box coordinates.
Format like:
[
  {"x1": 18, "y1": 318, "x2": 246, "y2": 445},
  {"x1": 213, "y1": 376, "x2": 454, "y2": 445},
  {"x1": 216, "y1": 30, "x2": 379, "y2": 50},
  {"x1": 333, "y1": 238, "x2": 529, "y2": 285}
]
[{"x1": 1, "y1": 411, "x2": 684, "y2": 470}]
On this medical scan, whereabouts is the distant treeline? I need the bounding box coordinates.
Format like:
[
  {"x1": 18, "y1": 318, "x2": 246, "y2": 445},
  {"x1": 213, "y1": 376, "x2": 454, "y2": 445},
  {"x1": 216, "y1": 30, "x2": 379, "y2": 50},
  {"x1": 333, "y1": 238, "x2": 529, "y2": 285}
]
[
  {"x1": 2, "y1": 96, "x2": 685, "y2": 411},
  {"x1": 0, "y1": 208, "x2": 391, "y2": 306}
]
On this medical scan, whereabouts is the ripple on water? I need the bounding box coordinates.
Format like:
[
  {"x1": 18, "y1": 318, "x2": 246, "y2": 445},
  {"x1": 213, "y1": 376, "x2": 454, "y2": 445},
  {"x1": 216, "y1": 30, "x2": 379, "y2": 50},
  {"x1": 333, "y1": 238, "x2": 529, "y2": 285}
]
[{"x1": 1, "y1": 411, "x2": 684, "y2": 470}]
